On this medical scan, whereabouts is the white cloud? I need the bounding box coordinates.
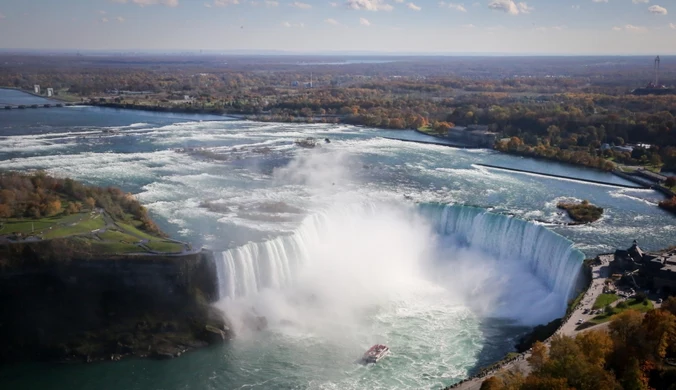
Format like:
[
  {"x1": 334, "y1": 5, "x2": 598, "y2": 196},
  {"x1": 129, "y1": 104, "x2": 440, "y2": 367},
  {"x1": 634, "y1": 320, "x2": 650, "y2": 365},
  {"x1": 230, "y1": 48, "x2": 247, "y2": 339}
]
[
  {"x1": 591, "y1": 0, "x2": 608, "y2": 3},
  {"x1": 631, "y1": 0, "x2": 648, "y2": 3},
  {"x1": 110, "y1": 0, "x2": 179, "y2": 6},
  {"x1": 571, "y1": 5, "x2": 580, "y2": 10},
  {"x1": 440, "y1": 2, "x2": 467, "y2": 12},
  {"x1": 99, "y1": 10, "x2": 108, "y2": 14},
  {"x1": 535, "y1": 25, "x2": 566, "y2": 32},
  {"x1": 488, "y1": 0, "x2": 531, "y2": 15},
  {"x1": 407, "y1": 2, "x2": 421, "y2": 11},
  {"x1": 517, "y1": 2, "x2": 533, "y2": 13},
  {"x1": 648, "y1": 5, "x2": 667, "y2": 15},
  {"x1": 461, "y1": 23, "x2": 475, "y2": 28},
  {"x1": 612, "y1": 26, "x2": 621, "y2": 31},
  {"x1": 624, "y1": 24, "x2": 647, "y2": 31},
  {"x1": 116, "y1": 16, "x2": 125, "y2": 22},
  {"x1": 282, "y1": 21, "x2": 304, "y2": 27},
  {"x1": 325, "y1": 18, "x2": 341, "y2": 25},
  {"x1": 394, "y1": 0, "x2": 404, "y2": 3},
  {"x1": 329, "y1": 1, "x2": 338, "y2": 5},
  {"x1": 289, "y1": 1, "x2": 312, "y2": 8},
  {"x1": 265, "y1": 0, "x2": 279, "y2": 5},
  {"x1": 213, "y1": 0, "x2": 239, "y2": 5},
  {"x1": 670, "y1": 23, "x2": 676, "y2": 29},
  {"x1": 204, "y1": 2, "x2": 212, "y2": 6},
  {"x1": 101, "y1": 17, "x2": 109, "y2": 23},
  {"x1": 360, "y1": 17, "x2": 371, "y2": 25},
  {"x1": 345, "y1": 0, "x2": 393, "y2": 11}
]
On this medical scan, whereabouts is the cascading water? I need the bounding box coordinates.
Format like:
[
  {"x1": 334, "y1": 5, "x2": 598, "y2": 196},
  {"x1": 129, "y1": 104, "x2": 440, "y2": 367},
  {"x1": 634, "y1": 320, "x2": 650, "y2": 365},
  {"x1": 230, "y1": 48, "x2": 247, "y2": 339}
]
[
  {"x1": 419, "y1": 203, "x2": 585, "y2": 304},
  {"x1": 214, "y1": 202, "x2": 584, "y2": 325}
]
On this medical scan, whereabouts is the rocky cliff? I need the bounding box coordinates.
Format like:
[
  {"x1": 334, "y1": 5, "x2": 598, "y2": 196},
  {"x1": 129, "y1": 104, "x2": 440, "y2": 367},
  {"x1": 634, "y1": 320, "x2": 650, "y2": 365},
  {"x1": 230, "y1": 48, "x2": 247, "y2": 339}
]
[{"x1": 0, "y1": 240, "x2": 230, "y2": 363}]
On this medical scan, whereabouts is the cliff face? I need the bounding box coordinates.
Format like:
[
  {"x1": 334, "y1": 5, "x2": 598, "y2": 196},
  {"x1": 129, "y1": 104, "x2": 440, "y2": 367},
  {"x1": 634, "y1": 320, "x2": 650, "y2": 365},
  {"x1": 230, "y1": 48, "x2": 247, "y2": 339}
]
[{"x1": 0, "y1": 241, "x2": 230, "y2": 363}]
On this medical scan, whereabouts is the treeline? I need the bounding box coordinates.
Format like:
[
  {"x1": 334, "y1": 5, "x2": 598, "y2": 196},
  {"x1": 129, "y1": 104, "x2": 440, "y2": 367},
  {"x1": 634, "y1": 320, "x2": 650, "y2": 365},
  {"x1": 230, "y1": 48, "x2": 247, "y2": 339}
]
[
  {"x1": 482, "y1": 298, "x2": 676, "y2": 390},
  {"x1": 0, "y1": 172, "x2": 163, "y2": 236}
]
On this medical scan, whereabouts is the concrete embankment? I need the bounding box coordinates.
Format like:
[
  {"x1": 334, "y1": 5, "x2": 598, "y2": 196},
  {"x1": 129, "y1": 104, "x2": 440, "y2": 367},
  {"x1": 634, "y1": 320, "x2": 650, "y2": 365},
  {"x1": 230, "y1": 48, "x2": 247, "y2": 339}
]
[
  {"x1": 381, "y1": 136, "x2": 478, "y2": 149},
  {"x1": 476, "y1": 164, "x2": 645, "y2": 189}
]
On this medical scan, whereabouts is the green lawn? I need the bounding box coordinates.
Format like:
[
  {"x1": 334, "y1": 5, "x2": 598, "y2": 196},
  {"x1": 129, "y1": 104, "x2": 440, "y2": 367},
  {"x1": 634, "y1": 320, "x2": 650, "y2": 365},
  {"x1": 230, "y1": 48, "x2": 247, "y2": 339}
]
[
  {"x1": 116, "y1": 221, "x2": 158, "y2": 241},
  {"x1": 593, "y1": 293, "x2": 619, "y2": 309},
  {"x1": 98, "y1": 229, "x2": 139, "y2": 244},
  {"x1": 43, "y1": 216, "x2": 106, "y2": 239},
  {"x1": 2, "y1": 210, "x2": 177, "y2": 255},
  {"x1": 145, "y1": 240, "x2": 184, "y2": 253},
  {"x1": 1, "y1": 219, "x2": 57, "y2": 235},
  {"x1": 588, "y1": 298, "x2": 654, "y2": 325}
]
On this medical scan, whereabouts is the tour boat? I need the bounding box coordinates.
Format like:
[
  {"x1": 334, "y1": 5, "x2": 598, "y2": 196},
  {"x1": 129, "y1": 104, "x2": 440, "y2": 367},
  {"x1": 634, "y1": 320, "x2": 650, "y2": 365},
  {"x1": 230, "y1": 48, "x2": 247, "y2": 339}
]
[{"x1": 361, "y1": 344, "x2": 390, "y2": 364}]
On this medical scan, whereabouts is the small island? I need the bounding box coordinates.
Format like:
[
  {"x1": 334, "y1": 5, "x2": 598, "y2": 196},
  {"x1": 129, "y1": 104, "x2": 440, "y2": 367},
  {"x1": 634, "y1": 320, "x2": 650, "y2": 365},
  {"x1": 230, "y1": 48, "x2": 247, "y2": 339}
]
[
  {"x1": 659, "y1": 196, "x2": 676, "y2": 215},
  {"x1": 557, "y1": 200, "x2": 604, "y2": 224},
  {"x1": 0, "y1": 171, "x2": 230, "y2": 364}
]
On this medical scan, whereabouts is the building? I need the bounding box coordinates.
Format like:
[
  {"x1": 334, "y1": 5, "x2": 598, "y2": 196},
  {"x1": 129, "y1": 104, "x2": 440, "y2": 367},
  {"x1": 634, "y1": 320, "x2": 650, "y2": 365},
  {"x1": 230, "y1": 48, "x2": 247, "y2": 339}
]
[
  {"x1": 34, "y1": 85, "x2": 40, "y2": 94},
  {"x1": 613, "y1": 241, "x2": 676, "y2": 293},
  {"x1": 447, "y1": 125, "x2": 498, "y2": 147},
  {"x1": 47, "y1": 88, "x2": 54, "y2": 97}
]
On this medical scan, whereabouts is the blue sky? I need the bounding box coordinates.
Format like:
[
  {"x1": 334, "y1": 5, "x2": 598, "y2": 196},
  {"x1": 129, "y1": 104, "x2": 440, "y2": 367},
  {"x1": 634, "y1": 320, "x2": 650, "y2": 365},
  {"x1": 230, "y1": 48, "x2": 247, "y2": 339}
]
[{"x1": 0, "y1": 0, "x2": 675, "y2": 54}]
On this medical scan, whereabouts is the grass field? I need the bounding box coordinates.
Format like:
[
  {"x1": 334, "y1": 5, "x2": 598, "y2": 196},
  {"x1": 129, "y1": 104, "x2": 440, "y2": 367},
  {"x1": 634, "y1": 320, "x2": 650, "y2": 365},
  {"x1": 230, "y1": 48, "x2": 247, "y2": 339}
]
[
  {"x1": 145, "y1": 240, "x2": 184, "y2": 253},
  {"x1": 2, "y1": 210, "x2": 182, "y2": 255},
  {"x1": 116, "y1": 221, "x2": 157, "y2": 241},
  {"x1": 589, "y1": 298, "x2": 654, "y2": 325},
  {"x1": 593, "y1": 293, "x2": 619, "y2": 309},
  {"x1": 43, "y1": 216, "x2": 106, "y2": 239}
]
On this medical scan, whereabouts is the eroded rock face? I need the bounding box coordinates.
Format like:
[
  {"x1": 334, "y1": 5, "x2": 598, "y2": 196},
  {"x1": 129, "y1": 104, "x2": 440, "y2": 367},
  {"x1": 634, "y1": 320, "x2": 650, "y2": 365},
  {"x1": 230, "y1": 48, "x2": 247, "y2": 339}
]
[{"x1": 0, "y1": 245, "x2": 230, "y2": 363}]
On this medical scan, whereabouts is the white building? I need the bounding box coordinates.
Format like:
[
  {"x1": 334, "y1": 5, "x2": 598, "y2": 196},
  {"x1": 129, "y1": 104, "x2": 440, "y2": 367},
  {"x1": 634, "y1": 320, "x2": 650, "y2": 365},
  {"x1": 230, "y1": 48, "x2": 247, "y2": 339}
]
[
  {"x1": 34, "y1": 85, "x2": 40, "y2": 94},
  {"x1": 47, "y1": 88, "x2": 54, "y2": 97}
]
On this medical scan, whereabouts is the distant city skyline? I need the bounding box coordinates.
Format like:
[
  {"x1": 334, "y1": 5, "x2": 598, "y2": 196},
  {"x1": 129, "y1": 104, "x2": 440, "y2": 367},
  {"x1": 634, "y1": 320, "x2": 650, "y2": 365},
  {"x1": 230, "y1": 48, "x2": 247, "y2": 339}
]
[{"x1": 1, "y1": 0, "x2": 676, "y2": 54}]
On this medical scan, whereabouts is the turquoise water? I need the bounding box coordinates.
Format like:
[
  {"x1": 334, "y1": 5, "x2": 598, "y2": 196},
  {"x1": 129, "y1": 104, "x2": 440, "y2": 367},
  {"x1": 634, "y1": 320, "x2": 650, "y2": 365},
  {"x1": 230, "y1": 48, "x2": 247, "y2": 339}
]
[{"x1": 0, "y1": 90, "x2": 674, "y2": 389}]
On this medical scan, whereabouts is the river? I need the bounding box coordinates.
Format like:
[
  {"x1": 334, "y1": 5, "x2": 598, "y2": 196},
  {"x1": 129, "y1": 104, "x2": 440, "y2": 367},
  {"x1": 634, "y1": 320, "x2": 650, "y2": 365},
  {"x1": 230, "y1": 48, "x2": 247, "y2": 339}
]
[{"x1": 0, "y1": 90, "x2": 673, "y2": 390}]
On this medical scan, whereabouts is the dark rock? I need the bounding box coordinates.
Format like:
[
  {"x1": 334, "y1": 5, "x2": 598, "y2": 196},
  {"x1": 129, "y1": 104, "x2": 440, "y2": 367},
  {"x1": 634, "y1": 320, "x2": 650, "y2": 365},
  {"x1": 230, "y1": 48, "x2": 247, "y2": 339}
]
[{"x1": 202, "y1": 325, "x2": 227, "y2": 343}]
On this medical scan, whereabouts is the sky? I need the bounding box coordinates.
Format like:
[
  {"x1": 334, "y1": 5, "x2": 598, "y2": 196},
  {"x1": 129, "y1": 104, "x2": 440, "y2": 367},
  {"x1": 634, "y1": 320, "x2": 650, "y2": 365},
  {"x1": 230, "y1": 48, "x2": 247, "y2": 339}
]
[{"x1": 0, "y1": 0, "x2": 675, "y2": 54}]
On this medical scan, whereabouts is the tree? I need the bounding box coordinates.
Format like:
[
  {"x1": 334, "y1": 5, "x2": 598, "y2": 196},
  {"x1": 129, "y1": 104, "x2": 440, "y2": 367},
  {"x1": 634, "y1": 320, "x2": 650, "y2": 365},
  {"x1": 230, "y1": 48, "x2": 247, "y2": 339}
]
[
  {"x1": 620, "y1": 358, "x2": 649, "y2": 390},
  {"x1": 44, "y1": 199, "x2": 62, "y2": 217},
  {"x1": 665, "y1": 176, "x2": 676, "y2": 188},
  {"x1": 641, "y1": 309, "x2": 676, "y2": 360},
  {"x1": 650, "y1": 153, "x2": 663, "y2": 167},
  {"x1": 609, "y1": 310, "x2": 643, "y2": 347},
  {"x1": 662, "y1": 296, "x2": 676, "y2": 316},
  {"x1": 521, "y1": 376, "x2": 572, "y2": 390},
  {"x1": 85, "y1": 197, "x2": 96, "y2": 210},
  {"x1": 528, "y1": 341, "x2": 549, "y2": 371},
  {"x1": 575, "y1": 330, "x2": 613, "y2": 368},
  {"x1": 480, "y1": 376, "x2": 502, "y2": 390}
]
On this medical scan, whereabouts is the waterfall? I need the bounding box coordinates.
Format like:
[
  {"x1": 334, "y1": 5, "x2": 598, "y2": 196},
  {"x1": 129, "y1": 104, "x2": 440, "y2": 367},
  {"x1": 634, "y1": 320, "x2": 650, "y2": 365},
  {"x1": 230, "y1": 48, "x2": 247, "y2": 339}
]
[
  {"x1": 213, "y1": 212, "x2": 324, "y2": 299},
  {"x1": 418, "y1": 203, "x2": 584, "y2": 303},
  {"x1": 214, "y1": 203, "x2": 584, "y2": 308}
]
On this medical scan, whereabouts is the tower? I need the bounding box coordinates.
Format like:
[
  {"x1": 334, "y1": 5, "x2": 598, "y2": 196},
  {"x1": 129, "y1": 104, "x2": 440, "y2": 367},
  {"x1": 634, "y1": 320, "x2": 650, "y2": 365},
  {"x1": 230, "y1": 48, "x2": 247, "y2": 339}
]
[{"x1": 654, "y1": 55, "x2": 661, "y2": 86}]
